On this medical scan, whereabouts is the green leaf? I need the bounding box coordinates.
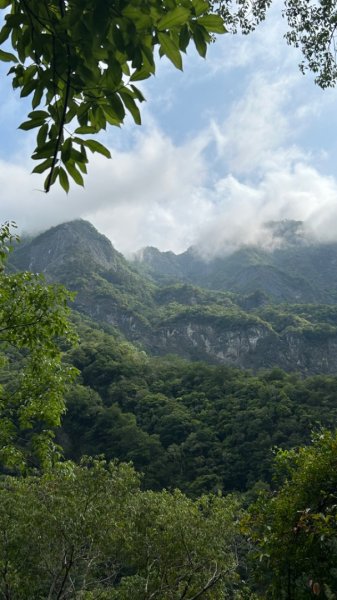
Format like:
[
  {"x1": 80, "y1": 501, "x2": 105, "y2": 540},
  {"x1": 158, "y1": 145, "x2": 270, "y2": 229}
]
[
  {"x1": 192, "y1": 0, "x2": 210, "y2": 17},
  {"x1": 192, "y1": 26, "x2": 207, "y2": 58},
  {"x1": 37, "y1": 123, "x2": 48, "y2": 147},
  {"x1": 157, "y1": 7, "x2": 190, "y2": 31},
  {"x1": 130, "y1": 66, "x2": 152, "y2": 82},
  {"x1": 65, "y1": 162, "x2": 84, "y2": 186},
  {"x1": 0, "y1": 24, "x2": 10, "y2": 45},
  {"x1": 74, "y1": 126, "x2": 97, "y2": 134},
  {"x1": 107, "y1": 94, "x2": 125, "y2": 121},
  {"x1": 123, "y1": 5, "x2": 151, "y2": 23},
  {"x1": 119, "y1": 91, "x2": 141, "y2": 125},
  {"x1": 91, "y1": 105, "x2": 107, "y2": 130},
  {"x1": 70, "y1": 147, "x2": 88, "y2": 164},
  {"x1": 101, "y1": 105, "x2": 121, "y2": 126},
  {"x1": 61, "y1": 138, "x2": 72, "y2": 164},
  {"x1": 158, "y1": 32, "x2": 183, "y2": 70},
  {"x1": 81, "y1": 139, "x2": 111, "y2": 158},
  {"x1": 31, "y1": 140, "x2": 57, "y2": 160},
  {"x1": 20, "y1": 79, "x2": 36, "y2": 98},
  {"x1": 179, "y1": 25, "x2": 191, "y2": 52},
  {"x1": 31, "y1": 158, "x2": 53, "y2": 174},
  {"x1": 32, "y1": 84, "x2": 44, "y2": 109},
  {"x1": 130, "y1": 85, "x2": 146, "y2": 102},
  {"x1": 77, "y1": 160, "x2": 87, "y2": 174},
  {"x1": 44, "y1": 166, "x2": 59, "y2": 191},
  {"x1": 0, "y1": 0, "x2": 11, "y2": 8},
  {"x1": 0, "y1": 48, "x2": 17, "y2": 62},
  {"x1": 28, "y1": 110, "x2": 49, "y2": 121},
  {"x1": 197, "y1": 15, "x2": 226, "y2": 34},
  {"x1": 59, "y1": 168, "x2": 70, "y2": 193},
  {"x1": 19, "y1": 119, "x2": 44, "y2": 131}
]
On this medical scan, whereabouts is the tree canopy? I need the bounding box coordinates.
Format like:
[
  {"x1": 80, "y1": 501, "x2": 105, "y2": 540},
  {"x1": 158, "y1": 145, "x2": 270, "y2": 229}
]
[
  {"x1": 0, "y1": 0, "x2": 225, "y2": 192},
  {"x1": 0, "y1": 222, "x2": 77, "y2": 470},
  {"x1": 0, "y1": 457, "x2": 242, "y2": 599},
  {"x1": 1, "y1": 1, "x2": 336, "y2": 193},
  {"x1": 246, "y1": 430, "x2": 337, "y2": 599}
]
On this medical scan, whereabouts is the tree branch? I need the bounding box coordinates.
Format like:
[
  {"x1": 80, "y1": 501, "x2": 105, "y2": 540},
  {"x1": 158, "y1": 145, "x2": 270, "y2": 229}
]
[
  {"x1": 187, "y1": 563, "x2": 222, "y2": 600},
  {"x1": 44, "y1": 0, "x2": 72, "y2": 192}
]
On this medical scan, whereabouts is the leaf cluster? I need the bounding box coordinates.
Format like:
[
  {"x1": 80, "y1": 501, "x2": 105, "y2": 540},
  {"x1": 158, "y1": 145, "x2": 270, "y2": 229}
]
[
  {"x1": 246, "y1": 430, "x2": 337, "y2": 598},
  {"x1": 0, "y1": 0, "x2": 225, "y2": 191}
]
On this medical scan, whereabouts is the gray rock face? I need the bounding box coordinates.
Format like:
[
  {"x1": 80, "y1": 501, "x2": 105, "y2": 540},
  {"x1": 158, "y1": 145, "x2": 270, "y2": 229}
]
[
  {"x1": 150, "y1": 321, "x2": 337, "y2": 374},
  {"x1": 154, "y1": 321, "x2": 272, "y2": 365}
]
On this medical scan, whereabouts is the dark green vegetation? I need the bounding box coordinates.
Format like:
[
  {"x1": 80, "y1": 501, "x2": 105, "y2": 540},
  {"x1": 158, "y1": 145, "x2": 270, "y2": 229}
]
[
  {"x1": 4, "y1": 220, "x2": 337, "y2": 598},
  {"x1": 214, "y1": 0, "x2": 337, "y2": 88},
  {"x1": 9, "y1": 220, "x2": 337, "y2": 495},
  {"x1": 0, "y1": 222, "x2": 77, "y2": 471},
  {"x1": 247, "y1": 430, "x2": 337, "y2": 598},
  {"x1": 0, "y1": 222, "x2": 245, "y2": 599},
  {"x1": 61, "y1": 324, "x2": 337, "y2": 495}
]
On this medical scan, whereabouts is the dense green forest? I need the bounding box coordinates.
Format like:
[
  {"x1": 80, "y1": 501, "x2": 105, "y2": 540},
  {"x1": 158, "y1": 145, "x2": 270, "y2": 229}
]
[
  {"x1": 3, "y1": 221, "x2": 337, "y2": 598},
  {"x1": 2, "y1": 0, "x2": 337, "y2": 591},
  {"x1": 62, "y1": 316, "x2": 337, "y2": 495}
]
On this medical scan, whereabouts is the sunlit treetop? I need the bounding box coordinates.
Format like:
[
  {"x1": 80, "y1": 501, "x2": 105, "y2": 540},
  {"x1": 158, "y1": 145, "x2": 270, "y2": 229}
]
[{"x1": 0, "y1": 0, "x2": 225, "y2": 192}]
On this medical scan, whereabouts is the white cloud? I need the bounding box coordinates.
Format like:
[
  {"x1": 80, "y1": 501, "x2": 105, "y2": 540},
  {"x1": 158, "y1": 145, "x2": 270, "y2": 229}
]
[
  {"x1": 194, "y1": 163, "x2": 337, "y2": 257},
  {"x1": 2, "y1": 3, "x2": 337, "y2": 260},
  {"x1": 0, "y1": 127, "x2": 211, "y2": 254},
  {"x1": 210, "y1": 74, "x2": 301, "y2": 175},
  {"x1": 4, "y1": 116, "x2": 337, "y2": 259}
]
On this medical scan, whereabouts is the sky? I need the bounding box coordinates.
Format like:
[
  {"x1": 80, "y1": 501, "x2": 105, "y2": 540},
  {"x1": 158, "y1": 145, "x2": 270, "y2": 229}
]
[{"x1": 2, "y1": 1, "x2": 337, "y2": 256}]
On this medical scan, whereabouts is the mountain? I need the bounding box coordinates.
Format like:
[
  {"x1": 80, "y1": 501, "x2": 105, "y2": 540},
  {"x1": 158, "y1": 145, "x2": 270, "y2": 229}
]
[
  {"x1": 134, "y1": 221, "x2": 337, "y2": 304},
  {"x1": 10, "y1": 220, "x2": 155, "y2": 344},
  {"x1": 9, "y1": 219, "x2": 337, "y2": 374}
]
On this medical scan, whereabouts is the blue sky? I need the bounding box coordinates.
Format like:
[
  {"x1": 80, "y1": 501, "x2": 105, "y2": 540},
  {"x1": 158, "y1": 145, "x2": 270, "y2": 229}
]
[{"x1": 2, "y1": 2, "x2": 337, "y2": 255}]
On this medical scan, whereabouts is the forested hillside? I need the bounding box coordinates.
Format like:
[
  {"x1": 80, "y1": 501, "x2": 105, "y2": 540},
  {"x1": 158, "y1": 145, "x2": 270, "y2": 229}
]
[
  {"x1": 135, "y1": 220, "x2": 337, "y2": 303},
  {"x1": 8, "y1": 219, "x2": 337, "y2": 494},
  {"x1": 9, "y1": 219, "x2": 337, "y2": 374},
  {"x1": 61, "y1": 317, "x2": 337, "y2": 495},
  {"x1": 4, "y1": 219, "x2": 337, "y2": 597},
  {"x1": 2, "y1": 0, "x2": 337, "y2": 593}
]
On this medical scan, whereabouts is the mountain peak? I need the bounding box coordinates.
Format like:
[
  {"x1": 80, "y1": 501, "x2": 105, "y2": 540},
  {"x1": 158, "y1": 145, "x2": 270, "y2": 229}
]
[{"x1": 10, "y1": 219, "x2": 124, "y2": 276}]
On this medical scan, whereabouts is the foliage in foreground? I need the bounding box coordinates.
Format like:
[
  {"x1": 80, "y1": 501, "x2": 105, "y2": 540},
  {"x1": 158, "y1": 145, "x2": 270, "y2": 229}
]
[
  {"x1": 0, "y1": 222, "x2": 77, "y2": 470},
  {"x1": 247, "y1": 430, "x2": 337, "y2": 599},
  {"x1": 1, "y1": 0, "x2": 336, "y2": 192},
  {"x1": 0, "y1": 0, "x2": 224, "y2": 191},
  {"x1": 0, "y1": 458, "x2": 243, "y2": 599}
]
